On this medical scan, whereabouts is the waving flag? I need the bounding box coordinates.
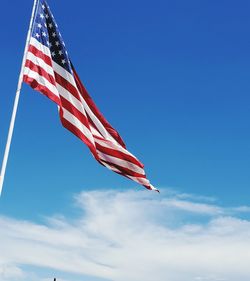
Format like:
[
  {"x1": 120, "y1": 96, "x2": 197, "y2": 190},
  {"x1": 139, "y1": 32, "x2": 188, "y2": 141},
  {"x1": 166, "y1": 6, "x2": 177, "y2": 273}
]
[{"x1": 23, "y1": 0, "x2": 157, "y2": 191}]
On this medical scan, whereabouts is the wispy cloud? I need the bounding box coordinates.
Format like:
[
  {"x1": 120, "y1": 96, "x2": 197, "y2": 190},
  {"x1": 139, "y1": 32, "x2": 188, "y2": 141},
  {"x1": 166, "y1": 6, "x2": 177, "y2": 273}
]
[
  {"x1": 1, "y1": 189, "x2": 250, "y2": 281},
  {"x1": 0, "y1": 264, "x2": 25, "y2": 281}
]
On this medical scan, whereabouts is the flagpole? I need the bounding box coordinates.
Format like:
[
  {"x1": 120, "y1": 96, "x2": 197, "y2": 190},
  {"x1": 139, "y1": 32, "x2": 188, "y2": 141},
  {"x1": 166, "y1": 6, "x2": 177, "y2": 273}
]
[{"x1": 0, "y1": 0, "x2": 38, "y2": 196}]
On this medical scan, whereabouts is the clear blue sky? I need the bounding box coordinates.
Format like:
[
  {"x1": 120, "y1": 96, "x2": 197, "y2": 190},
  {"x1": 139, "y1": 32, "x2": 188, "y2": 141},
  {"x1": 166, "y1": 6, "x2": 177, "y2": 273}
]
[{"x1": 0, "y1": 1, "x2": 249, "y2": 280}]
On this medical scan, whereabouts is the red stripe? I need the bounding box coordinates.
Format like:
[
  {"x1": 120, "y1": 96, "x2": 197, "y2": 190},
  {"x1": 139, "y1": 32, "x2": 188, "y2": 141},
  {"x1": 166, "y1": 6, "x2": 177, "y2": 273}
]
[
  {"x1": 25, "y1": 59, "x2": 56, "y2": 87},
  {"x1": 143, "y1": 184, "x2": 154, "y2": 190},
  {"x1": 93, "y1": 133, "x2": 144, "y2": 168},
  {"x1": 85, "y1": 111, "x2": 117, "y2": 146},
  {"x1": 59, "y1": 108, "x2": 99, "y2": 160},
  {"x1": 28, "y1": 45, "x2": 52, "y2": 67},
  {"x1": 99, "y1": 159, "x2": 146, "y2": 179},
  {"x1": 60, "y1": 96, "x2": 91, "y2": 132},
  {"x1": 54, "y1": 72, "x2": 81, "y2": 102},
  {"x1": 95, "y1": 142, "x2": 144, "y2": 168},
  {"x1": 23, "y1": 75, "x2": 61, "y2": 105},
  {"x1": 99, "y1": 160, "x2": 134, "y2": 179}
]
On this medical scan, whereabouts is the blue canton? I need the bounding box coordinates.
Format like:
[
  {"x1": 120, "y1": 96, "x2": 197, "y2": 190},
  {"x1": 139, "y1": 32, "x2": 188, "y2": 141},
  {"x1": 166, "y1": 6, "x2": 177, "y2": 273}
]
[{"x1": 32, "y1": 0, "x2": 72, "y2": 74}]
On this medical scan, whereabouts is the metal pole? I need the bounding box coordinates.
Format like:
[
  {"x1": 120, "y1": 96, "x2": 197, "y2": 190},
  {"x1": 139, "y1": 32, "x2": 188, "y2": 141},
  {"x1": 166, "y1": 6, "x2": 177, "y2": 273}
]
[{"x1": 0, "y1": 0, "x2": 38, "y2": 195}]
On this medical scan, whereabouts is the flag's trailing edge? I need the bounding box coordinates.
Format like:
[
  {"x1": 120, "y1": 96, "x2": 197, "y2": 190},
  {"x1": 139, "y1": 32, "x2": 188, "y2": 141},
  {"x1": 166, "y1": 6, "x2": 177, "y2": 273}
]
[{"x1": 23, "y1": 0, "x2": 158, "y2": 192}]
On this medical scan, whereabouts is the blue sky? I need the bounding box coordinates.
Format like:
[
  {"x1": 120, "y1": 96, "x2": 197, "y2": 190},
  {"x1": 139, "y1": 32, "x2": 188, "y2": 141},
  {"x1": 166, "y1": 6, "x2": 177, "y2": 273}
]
[{"x1": 0, "y1": 0, "x2": 250, "y2": 280}]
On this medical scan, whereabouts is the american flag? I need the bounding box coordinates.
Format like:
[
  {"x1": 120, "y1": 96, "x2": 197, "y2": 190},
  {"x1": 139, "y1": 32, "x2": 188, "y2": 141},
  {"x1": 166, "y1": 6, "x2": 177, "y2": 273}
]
[{"x1": 23, "y1": 0, "x2": 157, "y2": 192}]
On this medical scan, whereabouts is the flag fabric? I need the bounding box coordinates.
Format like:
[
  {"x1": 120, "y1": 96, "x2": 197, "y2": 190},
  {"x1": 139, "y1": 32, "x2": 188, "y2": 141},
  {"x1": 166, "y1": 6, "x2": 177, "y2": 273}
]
[{"x1": 23, "y1": 0, "x2": 158, "y2": 191}]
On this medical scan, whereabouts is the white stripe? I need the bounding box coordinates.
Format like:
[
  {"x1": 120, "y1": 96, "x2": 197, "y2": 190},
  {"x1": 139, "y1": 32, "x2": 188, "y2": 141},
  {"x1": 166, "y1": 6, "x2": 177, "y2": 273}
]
[
  {"x1": 92, "y1": 129, "x2": 136, "y2": 158},
  {"x1": 79, "y1": 94, "x2": 118, "y2": 143},
  {"x1": 90, "y1": 125, "x2": 123, "y2": 152},
  {"x1": 149, "y1": 184, "x2": 158, "y2": 191},
  {"x1": 127, "y1": 176, "x2": 158, "y2": 191},
  {"x1": 56, "y1": 83, "x2": 87, "y2": 116},
  {"x1": 125, "y1": 175, "x2": 150, "y2": 187},
  {"x1": 89, "y1": 125, "x2": 105, "y2": 140},
  {"x1": 98, "y1": 152, "x2": 145, "y2": 176},
  {"x1": 26, "y1": 51, "x2": 54, "y2": 77},
  {"x1": 23, "y1": 67, "x2": 59, "y2": 98},
  {"x1": 61, "y1": 108, "x2": 95, "y2": 146},
  {"x1": 30, "y1": 37, "x2": 51, "y2": 57},
  {"x1": 52, "y1": 61, "x2": 76, "y2": 86}
]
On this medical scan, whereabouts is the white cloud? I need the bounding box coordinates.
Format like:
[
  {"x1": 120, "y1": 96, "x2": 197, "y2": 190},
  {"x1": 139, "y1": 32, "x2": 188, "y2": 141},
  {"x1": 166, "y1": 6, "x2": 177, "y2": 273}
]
[
  {"x1": 0, "y1": 189, "x2": 250, "y2": 281},
  {"x1": 231, "y1": 205, "x2": 250, "y2": 213},
  {"x1": 0, "y1": 264, "x2": 25, "y2": 281},
  {"x1": 163, "y1": 198, "x2": 223, "y2": 215}
]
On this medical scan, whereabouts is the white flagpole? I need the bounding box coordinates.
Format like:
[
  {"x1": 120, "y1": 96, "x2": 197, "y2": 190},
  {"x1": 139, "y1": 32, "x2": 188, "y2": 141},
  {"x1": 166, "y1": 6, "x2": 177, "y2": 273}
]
[{"x1": 0, "y1": 0, "x2": 38, "y2": 195}]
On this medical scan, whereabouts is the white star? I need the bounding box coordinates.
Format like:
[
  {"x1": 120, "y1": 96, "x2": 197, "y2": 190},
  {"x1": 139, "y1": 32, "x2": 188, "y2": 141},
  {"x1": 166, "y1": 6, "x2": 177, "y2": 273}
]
[
  {"x1": 52, "y1": 32, "x2": 56, "y2": 37},
  {"x1": 48, "y1": 23, "x2": 53, "y2": 28},
  {"x1": 42, "y1": 31, "x2": 47, "y2": 37},
  {"x1": 37, "y1": 23, "x2": 42, "y2": 28},
  {"x1": 35, "y1": 33, "x2": 40, "y2": 38},
  {"x1": 45, "y1": 14, "x2": 49, "y2": 19},
  {"x1": 42, "y1": 4, "x2": 45, "y2": 9},
  {"x1": 55, "y1": 41, "x2": 60, "y2": 47},
  {"x1": 48, "y1": 42, "x2": 52, "y2": 48},
  {"x1": 61, "y1": 59, "x2": 66, "y2": 64},
  {"x1": 40, "y1": 14, "x2": 44, "y2": 19},
  {"x1": 51, "y1": 51, "x2": 56, "y2": 57},
  {"x1": 44, "y1": 23, "x2": 47, "y2": 28},
  {"x1": 58, "y1": 50, "x2": 63, "y2": 55}
]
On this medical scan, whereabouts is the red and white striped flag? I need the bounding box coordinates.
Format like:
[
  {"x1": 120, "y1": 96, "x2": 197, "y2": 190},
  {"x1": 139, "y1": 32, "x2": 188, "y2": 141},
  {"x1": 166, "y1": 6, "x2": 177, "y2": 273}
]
[{"x1": 23, "y1": 0, "x2": 157, "y2": 191}]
